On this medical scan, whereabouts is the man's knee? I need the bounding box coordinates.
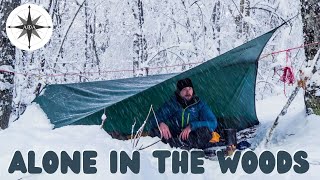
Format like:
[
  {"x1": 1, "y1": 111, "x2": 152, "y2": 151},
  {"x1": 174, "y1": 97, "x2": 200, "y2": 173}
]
[{"x1": 191, "y1": 127, "x2": 212, "y2": 141}]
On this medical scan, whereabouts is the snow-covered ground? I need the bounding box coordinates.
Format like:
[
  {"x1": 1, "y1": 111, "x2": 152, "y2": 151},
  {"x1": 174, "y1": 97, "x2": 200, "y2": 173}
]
[{"x1": 0, "y1": 90, "x2": 320, "y2": 180}]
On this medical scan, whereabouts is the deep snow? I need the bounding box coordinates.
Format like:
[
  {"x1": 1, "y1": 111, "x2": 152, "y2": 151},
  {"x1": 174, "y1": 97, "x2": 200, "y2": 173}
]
[{"x1": 0, "y1": 90, "x2": 320, "y2": 180}]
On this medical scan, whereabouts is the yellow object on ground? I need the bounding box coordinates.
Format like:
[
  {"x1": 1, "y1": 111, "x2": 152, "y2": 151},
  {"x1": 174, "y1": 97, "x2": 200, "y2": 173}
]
[{"x1": 209, "y1": 132, "x2": 220, "y2": 143}]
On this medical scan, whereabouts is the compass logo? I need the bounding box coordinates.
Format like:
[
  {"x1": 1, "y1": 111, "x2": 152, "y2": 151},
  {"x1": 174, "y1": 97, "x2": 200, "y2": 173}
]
[{"x1": 6, "y1": 4, "x2": 53, "y2": 51}]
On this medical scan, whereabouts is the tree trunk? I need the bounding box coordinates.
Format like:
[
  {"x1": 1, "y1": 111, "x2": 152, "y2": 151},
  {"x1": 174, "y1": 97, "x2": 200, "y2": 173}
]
[
  {"x1": 236, "y1": 0, "x2": 250, "y2": 40},
  {"x1": 84, "y1": 1, "x2": 100, "y2": 80},
  {"x1": 0, "y1": 0, "x2": 20, "y2": 129},
  {"x1": 131, "y1": 0, "x2": 148, "y2": 76},
  {"x1": 212, "y1": 1, "x2": 221, "y2": 54},
  {"x1": 300, "y1": 0, "x2": 320, "y2": 115},
  {"x1": 84, "y1": 0, "x2": 92, "y2": 82}
]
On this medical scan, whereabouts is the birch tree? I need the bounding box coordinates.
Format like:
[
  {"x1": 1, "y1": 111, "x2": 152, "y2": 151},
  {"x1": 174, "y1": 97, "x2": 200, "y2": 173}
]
[{"x1": 130, "y1": 0, "x2": 148, "y2": 76}]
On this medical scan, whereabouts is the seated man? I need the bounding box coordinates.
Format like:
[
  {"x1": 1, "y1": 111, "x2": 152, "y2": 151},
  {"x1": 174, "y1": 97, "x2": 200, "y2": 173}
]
[{"x1": 150, "y1": 78, "x2": 218, "y2": 150}]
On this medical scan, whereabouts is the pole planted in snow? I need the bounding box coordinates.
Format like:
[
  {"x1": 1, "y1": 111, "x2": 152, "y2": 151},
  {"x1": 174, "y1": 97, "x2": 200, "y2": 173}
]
[{"x1": 264, "y1": 49, "x2": 320, "y2": 147}]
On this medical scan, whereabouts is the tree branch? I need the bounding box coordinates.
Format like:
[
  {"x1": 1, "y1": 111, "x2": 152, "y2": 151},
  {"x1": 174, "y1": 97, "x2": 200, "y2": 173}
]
[{"x1": 53, "y1": 0, "x2": 87, "y2": 67}]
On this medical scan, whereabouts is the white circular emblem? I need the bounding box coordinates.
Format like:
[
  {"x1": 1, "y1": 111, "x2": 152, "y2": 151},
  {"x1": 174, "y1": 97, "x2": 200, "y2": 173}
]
[{"x1": 6, "y1": 4, "x2": 53, "y2": 51}]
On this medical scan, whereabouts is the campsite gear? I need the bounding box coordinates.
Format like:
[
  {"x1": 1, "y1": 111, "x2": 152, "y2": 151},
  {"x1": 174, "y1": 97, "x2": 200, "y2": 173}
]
[
  {"x1": 137, "y1": 140, "x2": 161, "y2": 151},
  {"x1": 226, "y1": 145, "x2": 237, "y2": 156},
  {"x1": 280, "y1": 66, "x2": 295, "y2": 85},
  {"x1": 224, "y1": 128, "x2": 237, "y2": 146},
  {"x1": 205, "y1": 141, "x2": 250, "y2": 159},
  {"x1": 236, "y1": 140, "x2": 251, "y2": 150},
  {"x1": 279, "y1": 50, "x2": 295, "y2": 96},
  {"x1": 280, "y1": 66, "x2": 295, "y2": 96},
  {"x1": 224, "y1": 128, "x2": 237, "y2": 156},
  {"x1": 204, "y1": 127, "x2": 258, "y2": 160},
  {"x1": 33, "y1": 28, "x2": 279, "y2": 139},
  {"x1": 209, "y1": 132, "x2": 221, "y2": 143}
]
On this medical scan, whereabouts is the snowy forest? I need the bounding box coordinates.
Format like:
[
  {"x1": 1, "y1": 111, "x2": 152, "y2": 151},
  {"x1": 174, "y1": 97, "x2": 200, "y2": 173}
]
[
  {"x1": 0, "y1": 0, "x2": 320, "y2": 130},
  {"x1": 1, "y1": 0, "x2": 320, "y2": 179}
]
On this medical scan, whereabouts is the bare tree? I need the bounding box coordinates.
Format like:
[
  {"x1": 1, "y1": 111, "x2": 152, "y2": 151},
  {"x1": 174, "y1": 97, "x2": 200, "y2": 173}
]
[
  {"x1": 0, "y1": 0, "x2": 20, "y2": 129},
  {"x1": 84, "y1": 0, "x2": 93, "y2": 82},
  {"x1": 211, "y1": 1, "x2": 221, "y2": 54},
  {"x1": 235, "y1": 0, "x2": 250, "y2": 40},
  {"x1": 300, "y1": 0, "x2": 320, "y2": 115},
  {"x1": 130, "y1": 0, "x2": 148, "y2": 76}
]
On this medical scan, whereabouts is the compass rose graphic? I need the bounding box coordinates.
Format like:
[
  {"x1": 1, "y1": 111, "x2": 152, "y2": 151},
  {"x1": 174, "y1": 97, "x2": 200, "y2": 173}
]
[{"x1": 6, "y1": 4, "x2": 53, "y2": 51}]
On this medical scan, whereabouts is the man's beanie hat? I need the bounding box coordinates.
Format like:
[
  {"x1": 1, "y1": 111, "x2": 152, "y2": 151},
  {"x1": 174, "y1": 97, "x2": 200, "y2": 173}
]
[{"x1": 177, "y1": 78, "x2": 193, "y2": 91}]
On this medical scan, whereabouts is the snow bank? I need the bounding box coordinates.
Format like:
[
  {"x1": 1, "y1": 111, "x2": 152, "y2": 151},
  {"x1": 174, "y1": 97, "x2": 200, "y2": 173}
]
[{"x1": 0, "y1": 92, "x2": 320, "y2": 179}]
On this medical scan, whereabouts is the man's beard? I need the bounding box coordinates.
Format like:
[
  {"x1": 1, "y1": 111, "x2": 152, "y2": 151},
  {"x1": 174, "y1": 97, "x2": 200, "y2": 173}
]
[{"x1": 184, "y1": 95, "x2": 192, "y2": 101}]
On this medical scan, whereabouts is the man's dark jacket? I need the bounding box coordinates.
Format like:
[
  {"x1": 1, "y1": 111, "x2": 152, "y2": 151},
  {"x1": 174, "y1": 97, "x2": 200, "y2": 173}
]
[{"x1": 151, "y1": 92, "x2": 218, "y2": 133}]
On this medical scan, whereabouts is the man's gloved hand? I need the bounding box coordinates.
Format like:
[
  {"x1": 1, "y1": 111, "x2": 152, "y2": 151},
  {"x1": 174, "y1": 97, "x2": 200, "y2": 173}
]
[
  {"x1": 179, "y1": 125, "x2": 191, "y2": 141},
  {"x1": 159, "y1": 122, "x2": 172, "y2": 140}
]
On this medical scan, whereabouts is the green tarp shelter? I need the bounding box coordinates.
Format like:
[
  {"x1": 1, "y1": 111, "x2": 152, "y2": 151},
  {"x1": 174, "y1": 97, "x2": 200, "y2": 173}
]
[{"x1": 34, "y1": 28, "x2": 278, "y2": 139}]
